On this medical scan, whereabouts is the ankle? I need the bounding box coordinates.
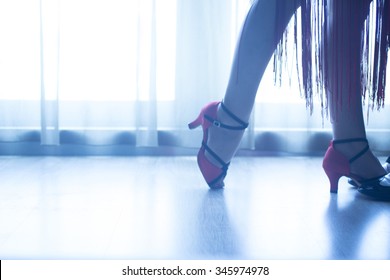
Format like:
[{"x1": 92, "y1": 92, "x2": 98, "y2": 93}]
[
  {"x1": 217, "y1": 101, "x2": 250, "y2": 127},
  {"x1": 333, "y1": 139, "x2": 367, "y2": 160},
  {"x1": 332, "y1": 139, "x2": 386, "y2": 178},
  {"x1": 203, "y1": 101, "x2": 248, "y2": 168}
]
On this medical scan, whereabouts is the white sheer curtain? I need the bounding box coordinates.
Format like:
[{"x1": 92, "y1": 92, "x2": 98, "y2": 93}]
[
  {"x1": 0, "y1": 0, "x2": 180, "y2": 149},
  {"x1": 0, "y1": 0, "x2": 389, "y2": 155}
]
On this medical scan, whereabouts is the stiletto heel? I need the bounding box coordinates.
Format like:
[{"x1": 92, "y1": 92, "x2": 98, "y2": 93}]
[
  {"x1": 322, "y1": 138, "x2": 390, "y2": 200},
  {"x1": 323, "y1": 168, "x2": 342, "y2": 193},
  {"x1": 188, "y1": 112, "x2": 203, "y2": 130},
  {"x1": 189, "y1": 101, "x2": 248, "y2": 189}
]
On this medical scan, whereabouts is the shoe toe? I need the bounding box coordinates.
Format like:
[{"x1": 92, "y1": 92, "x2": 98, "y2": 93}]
[{"x1": 358, "y1": 174, "x2": 390, "y2": 201}]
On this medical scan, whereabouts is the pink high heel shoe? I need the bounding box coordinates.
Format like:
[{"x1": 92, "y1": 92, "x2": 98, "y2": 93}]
[
  {"x1": 322, "y1": 138, "x2": 387, "y2": 193},
  {"x1": 188, "y1": 101, "x2": 248, "y2": 188}
]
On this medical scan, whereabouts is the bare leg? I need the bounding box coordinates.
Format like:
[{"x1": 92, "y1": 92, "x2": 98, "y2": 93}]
[
  {"x1": 326, "y1": 0, "x2": 385, "y2": 178},
  {"x1": 206, "y1": 0, "x2": 300, "y2": 166}
]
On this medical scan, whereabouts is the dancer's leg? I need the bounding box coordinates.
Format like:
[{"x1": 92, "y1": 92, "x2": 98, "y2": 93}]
[
  {"x1": 206, "y1": 0, "x2": 300, "y2": 166},
  {"x1": 326, "y1": 0, "x2": 385, "y2": 178}
]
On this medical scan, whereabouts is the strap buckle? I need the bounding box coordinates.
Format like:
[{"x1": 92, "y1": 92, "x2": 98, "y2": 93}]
[{"x1": 213, "y1": 120, "x2": 221, "y2": 127}]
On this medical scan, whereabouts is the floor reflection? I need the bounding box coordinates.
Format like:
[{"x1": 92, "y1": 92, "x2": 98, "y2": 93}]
[
  {"x1": 194, "y1": 189, "x2": 241, "y2": 259},
  {"x1": 325, "y1": 194, "x2": 390, "y2": 259}
]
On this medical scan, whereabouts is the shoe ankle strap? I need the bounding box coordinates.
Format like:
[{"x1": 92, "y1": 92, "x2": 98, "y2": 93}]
[
  {"x1": 333, "y1": 137, "x2": 369, "y2": 163},
  {"x1": 220, "y1": 102, "x2": 249, "y2": 128},
  {"x1": 333, "y1": 137, "x2": 368, "y2": 145},
  {"x1": 204, "y1": 101, "x2": 249, "y2": 130}
]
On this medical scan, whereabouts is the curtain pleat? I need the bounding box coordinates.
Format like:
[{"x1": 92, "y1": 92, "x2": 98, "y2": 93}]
[
  {"x1": 136, "y1": 0, "x2": 158, "y2": 147},
  {"x1": 40, "y1": 0, "x2": 60, "y2": 145}
]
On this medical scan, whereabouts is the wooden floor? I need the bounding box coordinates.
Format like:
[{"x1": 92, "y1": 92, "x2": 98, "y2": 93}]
[{"x1": 0, "y1": 155, "x2": 389, "y2": 260}]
